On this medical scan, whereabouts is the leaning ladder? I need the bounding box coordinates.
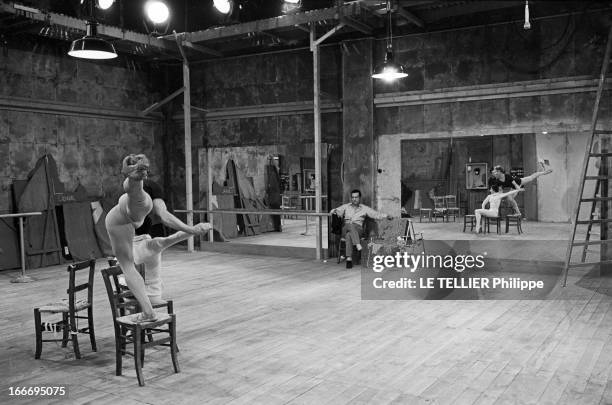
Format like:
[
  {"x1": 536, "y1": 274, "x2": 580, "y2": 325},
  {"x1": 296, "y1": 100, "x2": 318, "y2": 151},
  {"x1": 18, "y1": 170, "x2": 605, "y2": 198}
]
[{"x1": 563, "y1": 25, "x2": 612, "y2": 286}]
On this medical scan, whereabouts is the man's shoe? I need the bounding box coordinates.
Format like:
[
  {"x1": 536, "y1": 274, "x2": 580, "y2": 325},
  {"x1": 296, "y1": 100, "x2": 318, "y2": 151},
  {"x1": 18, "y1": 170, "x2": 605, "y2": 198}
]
[{"x1": 346, "y1": 260, "x2": 353, "y2": 269}]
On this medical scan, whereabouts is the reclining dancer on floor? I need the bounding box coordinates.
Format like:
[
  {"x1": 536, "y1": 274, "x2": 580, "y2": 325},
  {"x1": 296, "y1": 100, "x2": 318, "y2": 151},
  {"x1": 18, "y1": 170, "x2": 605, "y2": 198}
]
[
  {"x1": 105, "y1": 154, "x2": 212, "y2": 322},
  {"x1": 490, "y1": 159, "x2": 553, "y2": 216},
  {"x1": 330, "y1": 189, "x2": 393, "y2": 269},
  {"x1": 474, "y1": 185, "x2": 524, "y2": 233}
]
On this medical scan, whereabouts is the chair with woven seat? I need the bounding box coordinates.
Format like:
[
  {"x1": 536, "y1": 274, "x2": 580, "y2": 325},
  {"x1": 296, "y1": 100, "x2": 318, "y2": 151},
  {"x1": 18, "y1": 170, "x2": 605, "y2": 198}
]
[
  {"x1": 444, "y1": 195, "x2": 460, "y2": 222},
  {"x1": 432, "y1": 196, "x2": 447, "y2": 222},
  {"x1": 34, "y1": 259, "x2": 96, "y2": 359},
  {"x1": 505, "y1": 214, "x2": 523, "y2": 234},
  {"x1": 463, "y1": 214, "x2": 476, "y2": 232},
  {"x1": 101, "y1": 265, "x2": 179, "y2": 387},
  {"x1": 107, "y1": 258, "x2": 175, "y2": 316},
  {"x1": 484, "y1": 204, "x2": 502, "y2": 234}
]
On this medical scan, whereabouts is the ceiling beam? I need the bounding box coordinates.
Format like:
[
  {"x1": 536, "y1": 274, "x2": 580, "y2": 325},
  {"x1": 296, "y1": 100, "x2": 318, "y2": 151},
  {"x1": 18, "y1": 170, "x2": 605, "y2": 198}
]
[
  {"x1": 341, "y1": 16, "x2": 372, "y2": 35},
  {"x1": 396, "y1": 6, "x2": 425, "y2": 28},
  {"x1": 0, "y1": 0, "x2": 177, "y2": 53},
  {"x1": 188, "y1": 1, "x2": 364, "y2": 44},
  {"x1": 182, "y1": 40, "x2": 223, "y2": 57},
  {"x1": 417, "y1": 1, "x2": 523, "y2": 22}
]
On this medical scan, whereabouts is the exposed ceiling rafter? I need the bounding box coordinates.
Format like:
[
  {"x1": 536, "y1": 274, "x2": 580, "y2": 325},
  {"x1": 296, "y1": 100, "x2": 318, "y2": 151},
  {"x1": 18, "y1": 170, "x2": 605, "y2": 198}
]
[
  {"x1": 0, "y1": 0, "x2": 178, "y2": 54},
  {"x1": 188, "y1": 1, "x2": 365, "y2": 44},
  {"x1": 396, "y1": 6, "x2": 425, "y2": 28}
]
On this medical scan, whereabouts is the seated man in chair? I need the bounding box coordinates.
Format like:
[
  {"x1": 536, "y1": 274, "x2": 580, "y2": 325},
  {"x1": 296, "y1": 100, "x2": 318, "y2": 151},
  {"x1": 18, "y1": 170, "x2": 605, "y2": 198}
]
[{"x1": 331, "y1": 189, "x2": 393, "y2": 268}]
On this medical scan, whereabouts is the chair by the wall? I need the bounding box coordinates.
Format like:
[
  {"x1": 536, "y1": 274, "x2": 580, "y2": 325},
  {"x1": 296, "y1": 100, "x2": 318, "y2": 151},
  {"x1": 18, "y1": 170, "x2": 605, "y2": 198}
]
[
  {"x1": 34, "y1": 259, "x2": 96, "y2": 359},
  {"x1": 101, "y1": 266, "x2": 179, "y2": 386},
  {"x1": 432, "y1": 196, "x2": 447, "y2": 222},
  {"x1": 444, "y1": 195, "x2": 460, "y2": 222}
]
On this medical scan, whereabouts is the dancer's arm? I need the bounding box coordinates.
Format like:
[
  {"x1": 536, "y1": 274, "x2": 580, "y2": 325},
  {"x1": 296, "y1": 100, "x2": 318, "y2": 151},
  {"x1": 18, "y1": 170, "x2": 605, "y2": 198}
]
[
  {"x1": 152, "y1": 198, "x2": 211, "y2": 234},
  {"x1": 481, "y1": 196, "x2": 490, "y2": 209},
  {"x1": 500, "y1": 189, "x2": 523, "y2": 199}
]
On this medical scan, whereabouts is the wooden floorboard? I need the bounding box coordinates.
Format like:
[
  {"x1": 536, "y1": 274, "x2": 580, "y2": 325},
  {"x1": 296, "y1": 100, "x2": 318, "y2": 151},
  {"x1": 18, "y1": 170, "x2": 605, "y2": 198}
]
[{"x1": 2, "y1": 248, "x2": 612, "y2": 404}]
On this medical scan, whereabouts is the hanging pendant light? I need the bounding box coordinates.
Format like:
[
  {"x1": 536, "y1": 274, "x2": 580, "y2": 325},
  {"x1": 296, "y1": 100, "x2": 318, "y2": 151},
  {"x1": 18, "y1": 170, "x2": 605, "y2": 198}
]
[
  {"x1": 68, "y1": 1, "x2": 117, "y2": 60},
  {"x1": 372, "y1": 0, "x2": 407, "y2": 81},
  {"x1": 68, "y1": 20, "x2": 117, "y2": 59}
]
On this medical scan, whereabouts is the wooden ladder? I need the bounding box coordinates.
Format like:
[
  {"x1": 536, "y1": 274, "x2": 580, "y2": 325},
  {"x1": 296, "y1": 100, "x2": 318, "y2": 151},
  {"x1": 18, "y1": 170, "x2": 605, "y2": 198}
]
[{"x1": 563, "y1": 25, "x2": 612, "y2": 286}]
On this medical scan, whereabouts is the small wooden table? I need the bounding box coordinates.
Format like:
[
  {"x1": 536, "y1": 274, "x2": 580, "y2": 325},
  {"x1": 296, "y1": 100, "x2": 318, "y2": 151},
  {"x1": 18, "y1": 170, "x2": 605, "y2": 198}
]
[{"x1": 0, "y1": 212, "x2": 43, "y2": 283}]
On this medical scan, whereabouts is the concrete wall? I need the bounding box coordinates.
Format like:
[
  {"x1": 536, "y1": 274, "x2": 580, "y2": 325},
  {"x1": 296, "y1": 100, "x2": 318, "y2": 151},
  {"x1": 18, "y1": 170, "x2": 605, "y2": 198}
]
[
  {"x1": 172, "y1": 47, "x2": 343, "y2": 212},
  {"x1": 374, "y1": 13, "x2": 612, "y2": 221},
  {"x1": 0, "y1": 45, "x2": 165, "y2": 212}
]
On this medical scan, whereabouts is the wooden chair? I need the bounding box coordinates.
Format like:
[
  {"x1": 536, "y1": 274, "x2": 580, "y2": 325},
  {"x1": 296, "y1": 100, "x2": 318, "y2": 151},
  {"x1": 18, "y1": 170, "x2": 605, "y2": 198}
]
[
  {"x1": 419, "y1": 207, "x2": 432, "y2": 222},
  {"x1": 463, "y1": 215, "x2": 476, "y2": 232},
  {"x1": 34, "y1": 259, "x2": 96, "y2": 359},
  {"x1": 505, "y1": 214, "x2": 523, "y2": 234},
  {"x1": 101, "y1": 266, "x2": 179, "y2": 386},
  {"x1": 337, "y1": 217, "x2": 378, "y2": 265},
  {"x1": 432, "y1": 196, "x2": 447, "y2": 222},
  {"x1": 444, "y1": 195, "x2": 460, "y2": 222},
  {"x1": 485, "y1": 205, "x2": 502, "y2": 234},
  {"x1": 107, "y1": 258, "x2": 175, "y2": 316}
]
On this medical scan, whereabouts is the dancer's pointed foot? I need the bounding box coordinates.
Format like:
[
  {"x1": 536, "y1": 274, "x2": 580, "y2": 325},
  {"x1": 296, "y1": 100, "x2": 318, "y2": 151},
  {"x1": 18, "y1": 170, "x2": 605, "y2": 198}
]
[{"x1": 122, "y1": 154, "x2": 149, "y2": 180}]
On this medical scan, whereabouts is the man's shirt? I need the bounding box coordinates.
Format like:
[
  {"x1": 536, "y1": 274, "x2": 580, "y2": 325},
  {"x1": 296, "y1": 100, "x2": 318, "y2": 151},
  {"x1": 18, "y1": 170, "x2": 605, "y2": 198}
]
[{"x1": 333, "y1": 203, "x2": 386, "y2": 227}]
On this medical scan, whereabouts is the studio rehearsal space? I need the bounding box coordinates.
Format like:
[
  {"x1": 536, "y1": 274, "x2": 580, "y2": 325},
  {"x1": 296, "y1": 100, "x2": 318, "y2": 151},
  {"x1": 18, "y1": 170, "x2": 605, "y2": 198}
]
[{"x1": 3, "y1": 0, "x2": 612, "y2": 404}]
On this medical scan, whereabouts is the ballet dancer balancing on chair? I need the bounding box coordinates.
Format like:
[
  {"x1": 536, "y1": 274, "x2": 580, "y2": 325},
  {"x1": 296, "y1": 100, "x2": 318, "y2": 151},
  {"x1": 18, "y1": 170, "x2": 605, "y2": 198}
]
[{"x1": 105, "y1": 154, "x2": 212, "y2": 322}]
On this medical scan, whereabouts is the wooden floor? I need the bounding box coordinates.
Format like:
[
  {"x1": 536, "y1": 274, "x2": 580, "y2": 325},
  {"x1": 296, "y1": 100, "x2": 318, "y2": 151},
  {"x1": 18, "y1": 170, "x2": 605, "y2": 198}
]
[{"x1": 2, "y1": 248, "x2": 612, "y2": 404}]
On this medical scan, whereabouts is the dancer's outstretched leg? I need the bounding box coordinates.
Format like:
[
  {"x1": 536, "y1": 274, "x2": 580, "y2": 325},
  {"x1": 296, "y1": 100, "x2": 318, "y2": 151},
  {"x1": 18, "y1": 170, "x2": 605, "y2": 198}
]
[
  {"x1": 134, "y1": 223, "x2": 213, "y2": 305},
  {"x1": 106, "y1": 154, "x2": 156, "y2": 321},
  {"x1": 520, "y1": 160, "x2": 553, "y2": 186}
]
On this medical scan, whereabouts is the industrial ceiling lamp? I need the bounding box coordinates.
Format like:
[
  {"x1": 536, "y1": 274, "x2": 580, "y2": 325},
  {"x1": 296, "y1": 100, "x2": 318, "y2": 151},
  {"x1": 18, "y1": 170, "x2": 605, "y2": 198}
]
[
  {"x1": 145, "y1": 0, "x2": 170, "y2": 24},
  {"x1": 97, "y1": 0, "x2": 114, "y2": 10},
  {"x1": 68, "y1": 0, "x2": 117, "y2": 60},
  {"x1": 282, "y1": 0, "x2": 301, "y2": 13},
  {"x1": 372, "y1": 0, "x2": 407, "y2": 81},
  {"x1": 213, "y1": 0, "x2": 233, "y2": 15}
]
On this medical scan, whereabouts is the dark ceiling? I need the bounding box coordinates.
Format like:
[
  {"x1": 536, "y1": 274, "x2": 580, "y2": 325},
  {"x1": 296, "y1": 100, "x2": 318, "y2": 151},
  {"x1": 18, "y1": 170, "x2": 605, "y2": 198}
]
[{"x1": 1, "y1": 1, "x2": 611, "y2": 63}]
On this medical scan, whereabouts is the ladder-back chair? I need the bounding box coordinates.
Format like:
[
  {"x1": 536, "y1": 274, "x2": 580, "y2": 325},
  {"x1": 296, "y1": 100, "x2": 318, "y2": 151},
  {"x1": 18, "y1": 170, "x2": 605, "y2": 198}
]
[
  {"x1": 101, "y1": 266, "x2": 179, "y2": 386},
  {"x1": 34, "y1": 259, "x2": 96, "y2": 359}
]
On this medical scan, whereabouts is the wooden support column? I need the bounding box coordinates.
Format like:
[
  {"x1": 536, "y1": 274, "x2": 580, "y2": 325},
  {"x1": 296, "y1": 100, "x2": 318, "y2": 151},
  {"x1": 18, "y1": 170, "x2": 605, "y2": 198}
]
[
  {"x1": 311, "y1": 26, "x2": 323, "y2": 261},
  {"x1": 207, "y1": 148, "x2": 214, "y2": 244},
  {"x1": 176, "y1": 37, "x2": 194, "y2": 252}
]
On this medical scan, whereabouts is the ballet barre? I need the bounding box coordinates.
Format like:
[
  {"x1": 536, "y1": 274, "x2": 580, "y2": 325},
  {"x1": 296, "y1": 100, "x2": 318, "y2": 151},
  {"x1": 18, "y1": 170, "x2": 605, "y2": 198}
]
[{"x1": 0, "y1": 212, "x2": 42, "y2": 283}]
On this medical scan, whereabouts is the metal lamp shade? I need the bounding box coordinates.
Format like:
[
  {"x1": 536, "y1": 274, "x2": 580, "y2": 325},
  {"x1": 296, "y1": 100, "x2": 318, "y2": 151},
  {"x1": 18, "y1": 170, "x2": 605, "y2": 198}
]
[
  {"x1": 372, "y1": 51, "x2": 407, "y2": 81},
  {"x1": 68, "y1": 36, "x2": 117, "y2": 59}
]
